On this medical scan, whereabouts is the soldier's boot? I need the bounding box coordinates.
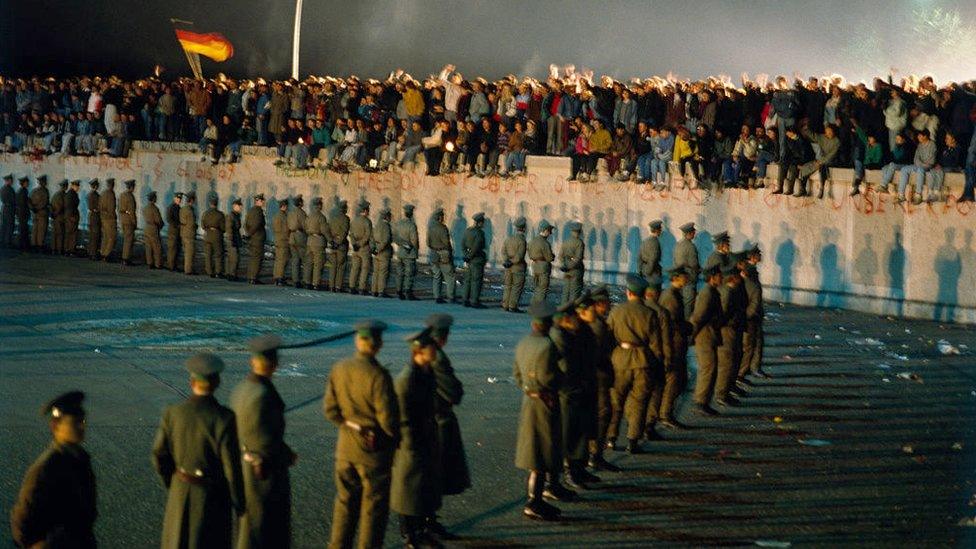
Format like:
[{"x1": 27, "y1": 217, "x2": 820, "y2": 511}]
[
  {"x1": 400, "y1": 515, "x2": 441, "y2": 549},
  {"x1": 588, "y1": 451, "x2": 621, "y2": 473},
  {"x1": 424, "y1": 515, "x2": 458, "y2": 541},
  {"x1": 406, "y1": 291, "x2": 418, "y2": 301},
  {"x1": 524, "y1": 471, "x2": 560, "y2": 521},
  {"x1": 398, "y1": 291, "x2": 406, "y2": 300},
  {"x1": 695, "y1": 402, "x2": 719, "y2": 416},
  {"x1": 643, "y1": 421, "x2": 664, "y2": 441},
  {"x1": 572, "y1": 460, "x2": 601, "y2": 484},
  {"x1": 542, "y1": 472, "x2": 578, "y2": 502},
  {"x1": 657, "y1": 416, "x2": 683, "y2": 430},
  {"x1": 626, "y1": 438, "x2": 645, "y2": 455}
]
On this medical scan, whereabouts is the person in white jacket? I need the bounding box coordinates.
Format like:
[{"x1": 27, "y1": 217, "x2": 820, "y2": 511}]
[{"x1": 883, "y1": 89, "x2": 907, "y2": 151}]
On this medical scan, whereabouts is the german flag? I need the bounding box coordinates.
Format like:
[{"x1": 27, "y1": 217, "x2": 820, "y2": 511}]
[{"x1": 174, "y1": 29, "x2": 234, "y2": 62}]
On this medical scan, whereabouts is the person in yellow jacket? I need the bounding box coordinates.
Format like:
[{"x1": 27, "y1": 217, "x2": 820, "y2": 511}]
[
  {"x1": 672, "y1": 126, "x2": 699, "y2": 189},
  {"x1": 584, "y1": 120, "x2": 612, "y2": 180}
]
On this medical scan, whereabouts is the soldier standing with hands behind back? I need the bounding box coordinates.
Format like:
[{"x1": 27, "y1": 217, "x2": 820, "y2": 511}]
[
  {"x1": 272, "y1": 200, "x2": 290, "y2": 286},
  {"x1": 0, "y1": 174, "x2": 15, "y2": 247},
  {"x1": 118, "y1": 179, "x2": 137, "y2": 265},
  {"x1": 559, "y1": 221, "x2": 585, "y2": 303},
  {"x1": 201, "y1": 196, "x2": 225, "y2": 277},
  {"x1": 142, "y1": 191, "x2": 164, "y2": 269},
  {"x1": 461, "y1": 212, "x2": 487, "y2": 308},
  {"x1": 673, "y1": 222, "x2": 701, "y2": 318},
  {"x1": 50, "y1": 179, "x2": 66, "y2": 254},
  {"x1": 29, "y1": 175, "x2": 50, "y2": 252},
  {"x1": 98, "y1": 178, "x2": 117, "y2": 261},
  {"x1": 165, "y1": 192, "x2": 182, "y2": 270},
  {"x1": 180, "y1": 192, "x2": 198, "y2": 275},
  {"x1": 501, "y1": 216, "x2": 528, "y2": 312},
  {"x1": 224, "y1": 198, "x2": 243, "y2": 281},
  {"x1": 348, "y1": 199, "x2": 373, "y2": 295},
  {"x1": 244, "y1": 194, "x2": 267, "y2": 285},
  {"x1": 394, "y1": 203, "x2": 419, "y2": 300},
  {"x1": 371, "y1": 207, "x2": 394, "y2": 298},
  {"x1": 427, "y1": 207, "x2": 455, "y2": 304},
  {"x1": 328, "y1": 199, "x2": 351, "y2": 292},
  {"x1": 64, "y1": 180, "x2": 81, "y2": 255},
  {"x1": 528, "y1": 220, "x2": 555, "y2": 305}
]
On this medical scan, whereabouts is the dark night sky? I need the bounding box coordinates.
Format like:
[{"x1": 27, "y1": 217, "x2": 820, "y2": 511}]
[{"x1": 2, "y1": 0, "x2": 975, "y2": 83}]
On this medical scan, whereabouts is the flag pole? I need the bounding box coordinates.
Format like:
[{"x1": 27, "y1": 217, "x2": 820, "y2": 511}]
[{"x1": 292, "y1": 0, "x2": 303, "y2": 79}]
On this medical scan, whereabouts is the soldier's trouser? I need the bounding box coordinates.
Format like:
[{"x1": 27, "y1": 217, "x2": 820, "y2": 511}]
[
  {"x1": 99, "y1": 221, "x2": 116, "y2": 258},
  {"x1": 329, "y1": 459, "x2": 390, "y2": 549},
  {"x1": 463, "y1": 259, "x2": 486, "y2": 303},
  {"x1": 591, "y1": 370, "x2": 613, "y2": 457},
  {"x1": 165, "y1": 232, "x2": 179, "y2": 269},
  {"x1": 349, "y1": 248, "x2": 371, "y2": 290},
  {"x1": 52, "y1": 218, "x2": 64, "y2": 252},
  {"x1": 0, "y1": 213, "x2": 13, "y2": 246},
  {"x1": 182, "y1": 236, "x2": 195, "y2": 273},
  {"x1": 273, "y1": 244, "x2": 290, "y2": 280},
  {"x1": 738, "y1": 322, "x2": 763, "y2": 378},
  {"x1": 531, "y1": 267, "x2": 551, "y2": 305},
  {"x1": 693, "y1": 335, "x2": 719, "y2": 405},
  {"x1": 238, "y1": 467, "x2": 292, "y2": 549},
  {"x1": 372, "y1": 254, "x2": 391, "y2": 294},
  {"x1": 330, "y1": 249, "x2": 348, "y2": 289},
  {"x1": 64, "y1": 217, "x2": 78, "y2": 252},
  {"x1": 18, "y1": 217, "x2": 29, "y2": 249},
  {"x1": 246, "y1": 239, "x2": 265, "y2": 280},
  {"x1": 307, "y1": 248, "x2": 325, "y2": 286},
  {"x1": 431, "y1": 262, "x2": 455, "y2": 300},
  {"x1": 648, "y1": 356, "x2": 688, "y2": 423},
  {"x1": 31, "y1": 214, "x2": 48, "y2": 247},
  {"x1": 204, "y1": 239, "x2": 223, "y2": 275},
  {"x1": 561, "y1": 269, "x2": 584, "y2": 303},
  {"x1": 224, "y1": 244, "x2": 239, "y2": 277},
  {"x1": 681, "y1": 284, "x2": 697, "y2": 321},
  {"x1": 88, "y1": 217, "x2": 101, "y2": 257},
  {"x1": 395, "y1": 257, "x2": 417, "y2": 293},
  {"x1": 715, "y1": 329, "x2": 741, "y2": 401},
  {"x1": 606, "y1": 367, "x2": 650, "y2": 442},
  {"x1": 560, "y1": 393, "x2": 589, "y2": 462},
  {"x1": 502, "y1": 266, "x2": 526, "y2": 309},
  {"x1": 144, "y1": 233, "x2": 163, "y2": 267},
  {"x1": 289, "y1": 243, "x2": 306, "y2": 284},
  {"x1": 121, "y1": 223, "x2": 135, "y2": 260}
]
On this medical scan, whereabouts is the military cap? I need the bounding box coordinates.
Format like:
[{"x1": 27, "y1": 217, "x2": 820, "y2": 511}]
[
  {"x1": 568, "y1": 221, "x2": 582, "y2": 232},
  {"x1": 232, "y1": 197, "x2": 242, "y2": 206},
  {"x1": 514, "y1": 216, "x2": 527, "y2": 229},
  {"x1": 58, "y1": 179, "x2": 68, "y2": 188},
  {"x1": 185, "y1": 352, "x2": 225, "y2": 380},
  {"x1": 105, "y1": 178, "x2": 115, "y2": 187},
  {"x1": 173, "y1": 192, "x2": 184, "y2": 199},
  {"x1": 37, "y1": 175, "x2": 48, "y2": 184},
  {"x1": 253, "y1": 193, "x2": 266, "y2": 201},
  {"x1": 2, "y1": 174, "x2": 12, "y2": 181},
  {"x1": 425, "y1": 313, "x2": 454, "y2": 331},
  {"x1": 404, "y1": 326, "x2": 437, "y2": 347},
  {"x1": 703, "y1": 264, "x2": 722, "y2": 278},
  {"x1": 432, "y1": 207, "x2": 445, "y2": 218},
  {"x1": 649, "y1": 219, "x2": 663, "y2": 231},
  {"x1": 354, "y1": 319, "x2": 388, "y2": 339},
  {"x1": 70, "y1": 179, "x2": 81, "y2": 186},
  {"x1": 248, "y1": 334, "x2": 283, "y2": 357},
  {"x1": 18, "y1": 176, "x2": 29, "y2": 183},
  {"x1": 402, "y1": 203, "x2": 414, "y2": 213},
  {"x1": 338, "y1": 199, "x2": 348, "y2": 209},
  {"x1": 625, "y1": 274, "x2": 649, "y2": 294},
  {"x1": 380, "y1": 207, "x2": 391, "y2": 217},
  {"x1": 721, "y1": 263, "x2": 738, "y2": 276},
  {"x1": 311, "y1": 197, "x2": 323, "y2": 206},
  {"x1": 679, "y1": 222, "x2": 695, "y2": 233},
  {"x1": 538, "y1": 220, "x2": 554, "y2": 232},
  {"x1": 292, "y1": 194, "x2": 304, "y2": 206},
  {"x1": 668, "y1": 266, "x2": 689, "y2": 278},
  {"x1": 574, "y1": 290, "x2": 594, "y2": 309},
  {"x1": 712, "y1": 231, "x2": 730, "y2": 244},
  {"x1": 185, "y1": 191, "x2": 196, "y2": 200},
  {"x1": 590, "y1": 285, "x2": 611, "y2": 302},
  {"x1": 731, "y1": 252, "x2": 747, "y2": 265},
  {"x1": 279, "y1": 200, "x2": 289, "y2": 208},
  {"x1": 124, "y1": 179, "x2": 135, "y2": 189},
  {"x1": 88, "y1": 178, "x2": 99, "y2": 188},
  {"x1": 527, "y1": 301, "x2": 556, "y2": 321},
  {"x1": 42, "y1": 390, "x2": 86, "y2": 419},
  {"x1": 208, "y1": 196, "x2": 218, "y2": 206},
  {"x1": 472, "y1": 212, "x2": 485, "y2": 223},
  {"x1": 647, "y1": 273, "x2": 663, "y2": 290},
  {"x1": 747, "y1": 244, "x2": 761, "y2": 256},
  {"x1": 148, "y1": 191, "x2": 158, "y2": 202}
]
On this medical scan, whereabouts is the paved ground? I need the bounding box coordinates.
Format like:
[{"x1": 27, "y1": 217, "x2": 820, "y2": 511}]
[{"x1": 1, "y1": 247, "x2": 975, "y2": 548}]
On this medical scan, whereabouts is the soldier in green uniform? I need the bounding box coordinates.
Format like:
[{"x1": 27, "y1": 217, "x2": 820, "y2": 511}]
[
  {"x1": 328, "y1": 199, "x2": 351, "y2": 292},
  {"x1": 64, "y1": 179, "x2": 81, "y2": 255},
  {"x1": 528, "y1": 221, "x2": 555, "y2": 305},
  {"x1": 50, "y1": 179, "x2": 66, "y2": 254},
  {"x1": 0, "y1": 174, "x2": 14, "y2": 248},
  {"x1": 11, "y1": 391, "x2": 97, "y2": 549},
  {"x1": 224, "y1": 198, "x2": 243, "y2": 281},
  {"x1": 643, "y1": 274, "x2": 675, "y2": 440},
  {"x1": 29, "y1": 175, "x2": 50, "y2": 252},
  {"x1": 424, "y1": 313, "x2": 469, "y2": 539},
  {"x1": 16, "y1": 176, "x2": 30, "y2": 251},
  {"x1": 152, "y1": 353, "x2": 245, "y2": 549},
  {"x1": 673, "y1": 222, "x2": 701, "y2": 319},
  {"x1": 165, "y1": 192, "x2": 182, "y2": 270},
  {"x1": 371, "y1": 207, "x2": 394, "y2": 298},
  {"x1": 305, "y1": 197, "x2": 331, "y2": 290},
  {"x1": 201, "y1": 196, "x2": 225, "y2": 277},
  {"x1": 348, "y1": 199, "x2": 373, "y2": 295},
  {"x1": 180, "y1": 193, "x2": 198, "y2": 275},
  {"x1": 605, "y1": 275, "x2": 662, "y2": 454},
  {"x1": 119, "y1": 179, "x2": 138, "y2": 265},
  {"x1": 716, "y1": 262, "x2": 746, "y2": 406},
  {"x1": 559, "y1": 221, "x2": 585, "y2": 303},
  {"x1": 287, "y1": 195, "x2": 308, "y2": 288},
  {"x1": 656, "y1": 267, "x2": 693, "y2": 428},
  {"x1": 461, "y1": 212, "x2": 487, "y2": 308},
  {"x1": 502, "y1": 216, "x2": 528, "y2": 312},
  {"x1": 391, "y1": 328, "x2": 442, "y2": 547},
  {"x1": 323, "y1": 320, "x2": 400, "y2": 549},
  {"x1": 231, "y1": 335, "x2": 297, "y2": 549},
  {"x1": 577, "y1": 287, "x2": 619, "y2": 472},
  {"x1": 704, "y1": 231, "x2": 732, "y2": 271},
  {"x1": 85, "y1": 179, "x2": 100, "y2": 259},
  {"x1": 638, "y1": 219, "x2": 663, "y2": 280},
  {"x1": 514, "y1": 302, "x2": 564, "y2": 521},
  {"x1": 690, "y1": 265, "x2": 723, "y2": 415},
  {"x1": 272, "y1": 200, "x2": 290, "y2": 285},
  {"x1": 427, "y1": 207, "x2": 455, "y2": 304},
  {"x1": 244, "y1": 194, "x2": 267, "y2": 285},
  {"x1": 394, "y1": 203, "x2": 419, "y2": 300},
  {"x1": 738, "y1": 245, "x2": 769, "y2": 380},
  {"x1": 98, "y1": 178, "x2": 117, "y2": 261},
  {"x1": 143, "y1": 191, "x2": 164, "y2": 269}
]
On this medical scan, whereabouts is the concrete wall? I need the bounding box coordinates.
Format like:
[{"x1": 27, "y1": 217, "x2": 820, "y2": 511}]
[{"x1": 3, "y1": 144, "x2": 975, "y2": 324}]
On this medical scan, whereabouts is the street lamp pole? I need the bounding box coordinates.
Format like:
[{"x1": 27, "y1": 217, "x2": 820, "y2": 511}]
[{"x1": 292, "y1": 0, "x2": 303, "y2": 79}]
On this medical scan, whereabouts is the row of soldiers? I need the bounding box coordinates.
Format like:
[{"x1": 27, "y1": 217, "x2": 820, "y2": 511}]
[{"x1": 11, "y1": 314, "x2": 471, "y2": 549}]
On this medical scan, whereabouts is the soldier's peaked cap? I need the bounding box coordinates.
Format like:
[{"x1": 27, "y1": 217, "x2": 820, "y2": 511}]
[
  {"x1": 647, "y1": 273, "x2": 663, "y2": 290},
  {"x1": 358, "y1": 199, "x2": 370, "y2": 210},
  {"x1": 679, "y1": 222, "x2": 695, "y2": 233},
  {"x1": 721, "y1": 263, "x2": 738, "y2": 276},
  {"x1": 380, "y1": 207, "x2": 391, "y2": 216},
  {"x1": 88, "y1": 178, "x2": 99, "y2": 187},
  {"x1": 538, "y1": 220, "x2": 553, "y2": 232},
  {"x1": 105, "y1": 178, "x2": 115, "y2": 186},
  {"x1": 338, "y1": 199, "x2": 348, "y2": 208},
  {"x1": 232, "y1": 197, "x2": 242, "y2": 205},
  {"x1": 404, "y1": 326, "x2": 437, "y2": 347},
  {"x1": 527, "y1": 302, "x2": 556, "y2": 320},
  {"x1": 425, "y1": 313, "x2": 454, "y2": 331},
  {"x1": 703, "y1": 264, "x2": 721, "y2": 277},
  {"x1": 649, "y1": 219, "x2": 663, "y2": 230},
  {"x1": 185, "y1": 352, "x2": 225, "y2": 380},
  {"x1": 42, "y1": 390, "x2": 85, "y2": 419},
  {"x1": 472, "y1": 212, "x2": 485, "y2": 222},
  {"x1": 590, "y1": 285, "x2": 611, "y2": 302},
  {"x1": 568, "y1": 221, "x2": 582, "y2": 232},
  {"x1": 554, "y1": 301, "x2": 576, "y2": 317},
  {"x1": 124, "y1": 179, "x2": 135, "y2": 188},
  {"x1": 311, "y1": 197, "x2": 323, "y2": 205},
  {"x1": 402, "y1": 203, "x2": 414, "y2": 212},
  {"x1": 37, "y1": 175, "x2": 48, "y2": 184},
  {"x1": 2, "y1": 174, "x2": 12, "y2": 180},
  {"x1": 70, "y1": 179, "x2": 81, "y2": 186},
  {"x1": 148, "y1": 191, "x2": 158, "y2": 201},
  {"x1": 58, "y1": 179, "x2": 68, "y2": 188},
  {"x1": 712, "y1": 231, "x2": 730, "y2": 243},
  {"x1": 574, "y1": 290, "x2": 594, "y2": 309},
  {"x1": 173, "y1": 192, "x2": 183, "y2": 199},
  {"x1": 18, "y1": 176, "x2": 29, "y2": 183},
  {"x1": 668, "y1": 266, "x2": 689, "y2": 277},
  {"x1": 354, "y1": 319, "x2": 388, "y2": 338},
  {"x1": 432, "y1": 207, "x2": 444, "y2": 217},
  {"x1": 514, "y1": 216, "x2": 527, "y2": 229},
  {"x1": 253, "y1": 193, "x2": 266, "y2": 201},
  {"x1": 625, "y1": 274, "x2": 649, "y2": 293},
  {"x1": 292, "y1": 195, "x2": 304, "y2": 206},
  {"x1": 248, "y1": 334, "x2": 283, "y2": 356}
]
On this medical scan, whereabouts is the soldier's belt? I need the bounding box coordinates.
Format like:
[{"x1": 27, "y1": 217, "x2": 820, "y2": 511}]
[
  {"x1": 618, "y1": 342, "x2": 648, "y2": 350},
  {"x1": 176, "y1": 468, "x2": 208, "y2": 485}
]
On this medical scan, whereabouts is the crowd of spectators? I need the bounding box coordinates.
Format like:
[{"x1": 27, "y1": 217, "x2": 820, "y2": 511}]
[{"x1": 1, "y1": 65, "x2": 975, "y2": 202}]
